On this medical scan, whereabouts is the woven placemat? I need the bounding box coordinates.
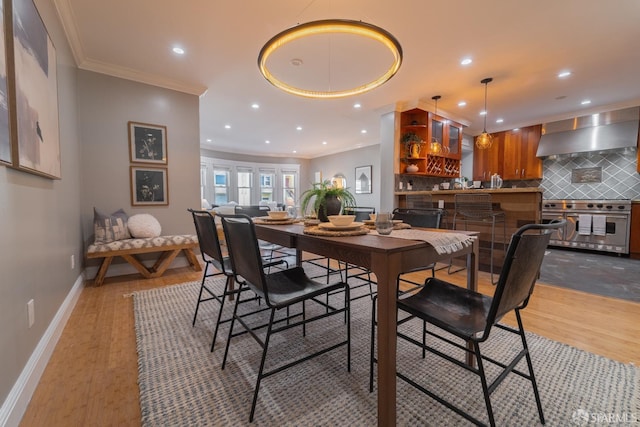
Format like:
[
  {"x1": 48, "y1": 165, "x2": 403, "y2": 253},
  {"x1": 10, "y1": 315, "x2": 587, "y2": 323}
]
[
  {"x1": 364, "y1": 222, "x2": 412, "y2": 230},
  {"x1": 303, "y1": 226, "x2": 369, "y2": 236},
  {"x1": 254, "y1": 218, "x2": 297, "y2": 225}
]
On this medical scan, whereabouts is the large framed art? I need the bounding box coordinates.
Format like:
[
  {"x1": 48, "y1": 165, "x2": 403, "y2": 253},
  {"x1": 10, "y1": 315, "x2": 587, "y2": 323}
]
[
  {"x1": 128, "y1": 121, "x2": 167, "y2": 164},
  {"x1": 6, "y1": 0, "x2": 60, "y2": 179},
  {"x1": 0, "y1": 1, "x2": 10, "y2": 165},
  {"x1": 355, "y1": 165, "x2": 372, "y2": 194}
]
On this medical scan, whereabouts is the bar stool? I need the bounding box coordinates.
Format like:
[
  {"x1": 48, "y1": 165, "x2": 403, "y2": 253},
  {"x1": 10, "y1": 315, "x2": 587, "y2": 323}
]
[{"x1": 449, "y1": 193, "x2": 505, "y2": 284}]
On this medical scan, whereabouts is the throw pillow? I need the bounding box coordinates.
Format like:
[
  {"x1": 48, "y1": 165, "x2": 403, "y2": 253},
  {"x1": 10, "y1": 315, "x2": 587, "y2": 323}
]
[
  {"x1": 94, "y1": 208, "x2": 131, "y2": 244},
  {"x1": 127, "y1": 213, "x2": 162, "y2": 238}
]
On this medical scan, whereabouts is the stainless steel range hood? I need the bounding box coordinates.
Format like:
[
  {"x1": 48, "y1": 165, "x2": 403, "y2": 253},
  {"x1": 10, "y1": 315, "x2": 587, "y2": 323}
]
[{"x1": 536, "y1": 106, "x2": 639, "y2": 157}]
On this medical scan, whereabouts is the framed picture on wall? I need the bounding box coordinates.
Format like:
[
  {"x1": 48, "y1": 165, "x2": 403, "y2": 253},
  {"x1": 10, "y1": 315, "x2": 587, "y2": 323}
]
[
  {"x1": 355, "y1": 165, "x2": 372, "y2": 194},
  {"x1": 7, "y1": 0, "x2": 61, "y2": 178},
  {"x1": 128, "y1": 121, "x2": 167, "y2": 164},
  {"x1": 130, "y1": 166, "x2": 169, "y2": 206},
  {"x1": 0, "y1": 0, "x2": 10, "y2": 165}
]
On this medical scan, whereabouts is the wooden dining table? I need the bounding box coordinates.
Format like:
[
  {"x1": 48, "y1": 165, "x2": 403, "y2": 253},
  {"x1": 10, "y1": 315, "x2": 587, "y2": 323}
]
[{"x1": 254, "y1": 222, "x2": 479, "y2": 426}]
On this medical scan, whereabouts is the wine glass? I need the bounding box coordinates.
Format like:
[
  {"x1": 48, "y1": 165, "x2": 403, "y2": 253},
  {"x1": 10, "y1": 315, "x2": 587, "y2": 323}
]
[{"x1": 375, "y1": 212, "x2": 393, "y2": 235}]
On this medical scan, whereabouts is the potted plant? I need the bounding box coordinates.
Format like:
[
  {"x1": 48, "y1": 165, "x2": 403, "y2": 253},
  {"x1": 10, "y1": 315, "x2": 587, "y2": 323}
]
[
  {"x1": 300, "y1": 179, "x2": 357, "y2": 222},
  {"x1": 401, "y1": 132, "x2": 425, "y2": 158}
]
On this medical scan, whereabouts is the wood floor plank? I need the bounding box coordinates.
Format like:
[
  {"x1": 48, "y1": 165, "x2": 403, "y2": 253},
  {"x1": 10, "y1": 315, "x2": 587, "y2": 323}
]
[{"x1": 18, "y1": 261, "x2": 640, "y2": 426}]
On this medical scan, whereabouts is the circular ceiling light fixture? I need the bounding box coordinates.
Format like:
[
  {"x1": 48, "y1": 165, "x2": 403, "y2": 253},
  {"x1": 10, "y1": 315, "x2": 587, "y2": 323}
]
[
  {"x1": 476, "y1": 77, "x2": 494, "y2": 150},
  {"x1": 258, "y1": 19, "x2": 403, "y2": 99}
]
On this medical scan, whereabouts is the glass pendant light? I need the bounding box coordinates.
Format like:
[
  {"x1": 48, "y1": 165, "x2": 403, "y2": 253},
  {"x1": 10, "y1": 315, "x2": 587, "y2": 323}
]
[
  {"x1": 430, "y1": 95, "x2": 443, "y2": 154},
  {"x1": 476, "y1": 77, "x2": 494, "y2": 150}
]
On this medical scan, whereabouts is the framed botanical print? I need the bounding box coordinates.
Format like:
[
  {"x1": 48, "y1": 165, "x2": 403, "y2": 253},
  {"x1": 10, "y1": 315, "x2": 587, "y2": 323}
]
[
  {"x1": 7, "y1": 0, "x2": 60, "y2": 178},
  {"x1": 130, "y1": 166, "x2": 169, "y2": 206},
  {"x1": 128, "y1": 121, "x2": 167, "y2": 164}
]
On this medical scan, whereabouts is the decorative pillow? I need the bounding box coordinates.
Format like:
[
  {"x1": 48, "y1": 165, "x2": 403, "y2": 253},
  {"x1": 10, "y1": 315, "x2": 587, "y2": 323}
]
[
  {"x1": 127, "y1": 213, "x2": 162, "y2": 238},
  {"x1": 94, "y1": 208, "x2": 131, "y2": 244}
]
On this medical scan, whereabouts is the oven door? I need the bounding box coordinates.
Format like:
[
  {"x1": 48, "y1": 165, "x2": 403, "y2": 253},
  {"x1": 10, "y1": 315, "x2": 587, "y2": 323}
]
[
  {"x1": 565, "y1": 213, "x2": 629, "y2": 253},
  {"x1": 541, "y1": 212, "x2": 566, "y2": 245}
]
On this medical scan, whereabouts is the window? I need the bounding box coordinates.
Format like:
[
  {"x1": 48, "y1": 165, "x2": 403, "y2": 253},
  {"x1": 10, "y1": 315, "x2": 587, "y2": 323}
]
[
  {"x1": 282, "y1": 170, "x2": 296, "y2": 205},
  {"x1": 237, "y1": 167, "x2": 253, "y2": 205},
  {"x1": 260, "y1": 169, "x2": 275, "y2": 202},
  {"x1": 213, "y1": 168, "x2": 230, "y2": 205}
]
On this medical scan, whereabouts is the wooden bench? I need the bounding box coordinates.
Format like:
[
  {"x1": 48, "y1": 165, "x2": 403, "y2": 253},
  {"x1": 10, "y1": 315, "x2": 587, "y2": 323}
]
[{"x1": 87, "y1": 234, "x2": 202, "y2": 286}]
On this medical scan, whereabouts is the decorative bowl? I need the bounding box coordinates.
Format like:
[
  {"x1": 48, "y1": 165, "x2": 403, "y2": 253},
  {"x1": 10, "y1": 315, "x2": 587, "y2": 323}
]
[
  {"x1": 327, "y1": 215, "x2": 356, "y2": 226},
  {"x1": 267, "y1": 211, "x2": 288, "y2": 219}
]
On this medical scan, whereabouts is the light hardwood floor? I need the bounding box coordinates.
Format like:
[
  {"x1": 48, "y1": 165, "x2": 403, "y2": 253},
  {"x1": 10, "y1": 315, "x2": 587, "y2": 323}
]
[{"x1": 19, "y1": 262, "x2": 640, "y2": 426}]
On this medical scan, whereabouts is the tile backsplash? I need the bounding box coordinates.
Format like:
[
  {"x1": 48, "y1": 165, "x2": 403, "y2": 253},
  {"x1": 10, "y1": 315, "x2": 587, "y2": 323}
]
[{"x1": 541, "y1": 150, "x2": 640, "y2": 200}]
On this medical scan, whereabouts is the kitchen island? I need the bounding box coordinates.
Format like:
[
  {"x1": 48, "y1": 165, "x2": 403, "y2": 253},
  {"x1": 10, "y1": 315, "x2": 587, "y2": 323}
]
[{"x1": 396, "y1": 187, "x2": 543, "y2": 273}]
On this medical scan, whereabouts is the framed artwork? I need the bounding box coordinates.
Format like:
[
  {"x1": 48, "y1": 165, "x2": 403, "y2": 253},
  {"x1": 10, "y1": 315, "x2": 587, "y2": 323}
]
[
  {"x1": 8, "y1": 0, "x2": 60, "y2": 178},
  {"x1": 130, "y1": 166, "x2": 169, "y2": 206},
  {"x1": 128, "y1": 121, "x2": 167, "y2": 164},
  {"x1": 0, "y1": 1, "x2": 10, "y2": 165},
  {"x1": 355, "y1": 165, "x2": 372, "y2": 194}
]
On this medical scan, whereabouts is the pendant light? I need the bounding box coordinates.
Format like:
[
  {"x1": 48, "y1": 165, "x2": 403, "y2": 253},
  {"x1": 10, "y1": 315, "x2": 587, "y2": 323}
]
[
  {"x1": 430, "y1": 95, "x2": 443, "y2": 154},
  {"x1": 476, "y1": 77, "x2": 494, "y2": 150}
]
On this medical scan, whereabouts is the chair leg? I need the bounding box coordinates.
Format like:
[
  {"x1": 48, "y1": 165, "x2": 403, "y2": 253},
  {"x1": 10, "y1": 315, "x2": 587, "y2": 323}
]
[
  {"x1": 221, "y1": 284, "x2": 243, "y2": 370},
  {"x1": 249, "y1": 308, "x2": 276, "y2": 423},
  {"x1": 516, "y1": 310, "x2": 545, "y2": 424},
  {"x1": 210, "y1": 275, "x2": 234, "y2": 352},
  {"x1": 369, "y1": 295, "x2": 377, "y2": 392},
  {"x1": 345, "y1": 285, "x2": 351, "y2": 372},
  {"x1": 474, "y1": 342, "x2": 496, "y2": 427},
  {"x1": 192, "y1": 263, "x2": 211, "y2": 326}
]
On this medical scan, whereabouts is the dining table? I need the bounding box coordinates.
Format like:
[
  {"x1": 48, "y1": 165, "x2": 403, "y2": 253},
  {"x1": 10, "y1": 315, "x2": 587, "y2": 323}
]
[{"x1": 254, "y1": 221, "x2": 479, "y2": 426}]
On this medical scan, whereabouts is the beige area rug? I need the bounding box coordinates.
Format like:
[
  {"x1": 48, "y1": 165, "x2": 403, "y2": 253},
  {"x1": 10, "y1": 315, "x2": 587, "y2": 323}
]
[{"x1": 134, "y1": 270, "x2": 639, "y2": 426}]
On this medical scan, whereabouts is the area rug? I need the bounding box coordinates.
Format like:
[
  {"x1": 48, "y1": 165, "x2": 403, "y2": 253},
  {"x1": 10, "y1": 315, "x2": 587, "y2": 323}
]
[{"x1": 134, "y1": 271, "x2": 639, "y2": 426}]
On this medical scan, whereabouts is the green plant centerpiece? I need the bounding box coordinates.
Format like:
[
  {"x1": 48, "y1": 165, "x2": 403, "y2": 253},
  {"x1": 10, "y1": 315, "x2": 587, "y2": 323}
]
[
  {"x1": 401, "y1": 132, "x2": 425, "y2": 158},
  {"x1": 300, "y1": 179, "x2": 357, "y2": 222}
]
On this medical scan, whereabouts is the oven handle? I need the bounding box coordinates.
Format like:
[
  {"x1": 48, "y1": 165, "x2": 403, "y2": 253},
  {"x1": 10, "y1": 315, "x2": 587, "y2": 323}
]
[{"x1": 565, "y1": 213, "x2": 629, "y2": 219}]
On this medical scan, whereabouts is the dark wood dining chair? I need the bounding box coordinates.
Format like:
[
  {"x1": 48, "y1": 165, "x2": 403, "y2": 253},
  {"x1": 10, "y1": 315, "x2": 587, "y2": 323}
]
[
  {"x1": 219, "y1": 214, "x2": 351, "y2": 422},
  {"x1": 369, "y1": 220, "x2": 565, "y2": 426}
]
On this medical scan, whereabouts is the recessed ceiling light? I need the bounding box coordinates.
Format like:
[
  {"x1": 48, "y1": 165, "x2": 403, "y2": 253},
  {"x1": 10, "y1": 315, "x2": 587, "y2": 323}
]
[
  {"x1": 265, "y1": 140, "x2": 270, "y2": 144},
  {"x1": 224, "y1": 124, "x2": 231, "y2": 129},
  {"x1": 460, "y1": 58, "x2": 472, "y2": 66},
  {"x1": 361, "y1": 129, "x2": 367, "y2": 134},
  {"x1": 296, "y1": 126, "x2": 302, "y2": 131},
  {"x1": 353, "y1": 103, "x2": 361, "y2": 109},
  {"x1": 480, "y1": 110, "x2": 487, "y2": 116},
  {"x1": 458, "y1": 101, "x2": 467, "y2": 107},
  {"x1": 206, "y1": 139, "x2": 212, "y2": 142},
  {"x1": 292, "y1": 150, "x2": 297, "y2": 153},
  {"x1": 496, "y1": 118, "x2": 504, "y2": 124},
  {"x1": 581, "y1": 100, "x2": 591, "y2": 105},
  {"x1": 558, "y1": 71, "x2": 571, "y2": 78},
  {"x1": 251, "y1": 103, "x2": 260, "y2": 109},
  {"x1": 322, "y1": 141, "x2": 327, "y2": 145},
  {"x1": 172, "y1": 47, "x2": 185, "y2": 55}
]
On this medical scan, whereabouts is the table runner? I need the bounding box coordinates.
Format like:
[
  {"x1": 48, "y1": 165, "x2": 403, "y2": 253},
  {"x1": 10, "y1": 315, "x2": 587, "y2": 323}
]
[{"x1": 371, "y1": 229, "x2": 475, "y2": 255}]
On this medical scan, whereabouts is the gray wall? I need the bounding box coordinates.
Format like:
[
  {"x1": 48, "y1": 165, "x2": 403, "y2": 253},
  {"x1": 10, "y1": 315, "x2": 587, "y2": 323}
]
[
  {"x1": 0, "y1": 0, "x2": 81, "y2": 410},
  {"x1": 78, "y1": 71, "x2": 201, "y2": 244},
  {"x1": 308, "y1": 144, "x2": 381, "y2": 212}
]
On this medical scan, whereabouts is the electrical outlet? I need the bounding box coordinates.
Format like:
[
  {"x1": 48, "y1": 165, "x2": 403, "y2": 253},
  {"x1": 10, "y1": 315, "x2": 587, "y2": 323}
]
[
  {"x1": 71, "y1": 254, "x2": 75, "y2": 270},
  {"x1": 27, "y1": 299, "x2": 35, "y2": 328}
]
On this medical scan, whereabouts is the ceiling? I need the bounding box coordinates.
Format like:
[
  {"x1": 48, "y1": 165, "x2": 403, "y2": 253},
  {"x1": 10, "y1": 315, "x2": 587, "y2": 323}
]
[{"x1": 54, "y1": 0, "x2": 640, "y2": 159}]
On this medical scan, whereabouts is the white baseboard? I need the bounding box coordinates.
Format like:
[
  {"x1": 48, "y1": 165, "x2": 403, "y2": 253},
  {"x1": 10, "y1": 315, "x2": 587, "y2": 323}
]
[{"x1": 0, "y1": 274, "x2": 84, "y2": 427}]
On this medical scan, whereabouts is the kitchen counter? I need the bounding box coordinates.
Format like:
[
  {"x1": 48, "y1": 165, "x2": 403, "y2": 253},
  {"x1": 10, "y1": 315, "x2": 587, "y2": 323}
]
[{"x1": 396, "y1": 187, "x2": 543, "y2": 274}]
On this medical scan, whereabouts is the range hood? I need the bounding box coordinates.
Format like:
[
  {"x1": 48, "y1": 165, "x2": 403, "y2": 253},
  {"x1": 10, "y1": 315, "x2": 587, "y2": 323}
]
[{"x1": 536, "y1": 106, "x2": 639, "y2": 157}]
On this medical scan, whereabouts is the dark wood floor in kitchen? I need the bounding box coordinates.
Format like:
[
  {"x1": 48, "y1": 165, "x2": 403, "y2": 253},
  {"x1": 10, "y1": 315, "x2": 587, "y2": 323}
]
[{"x1": 540, "y1": 248, "x2": 640, "y2": 302}]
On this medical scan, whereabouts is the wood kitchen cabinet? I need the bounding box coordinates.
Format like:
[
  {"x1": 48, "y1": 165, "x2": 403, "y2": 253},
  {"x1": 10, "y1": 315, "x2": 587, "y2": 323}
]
[
  {"x1": 472, "y1": 132, "x2": 503, "y2": 181},
  {"x1": 631, "y1": 203, "x2": 640, "y2": 259},
  {"x1": 399, "y1": 108, "x2": 462, "y2": 177},
  {"x1": 503, "y1": 125, "x2": 543, "y2": 180},
  {"x1": 473, "y1": 124, "x2": 542, "y2": 181}
]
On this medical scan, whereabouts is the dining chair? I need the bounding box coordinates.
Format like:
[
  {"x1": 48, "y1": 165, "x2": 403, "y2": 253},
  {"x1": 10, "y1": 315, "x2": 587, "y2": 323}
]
[
  {"x1": 188, "y1": 209, "x2": 286, "y2": 353},
  {"x1": 369, "y1": 220, "x2": 565, "y2": 427},
  {"x1": 392, "y1": 208, "x2": 444, "y2": 293},
  {"x1": 219, "y1": 214, "x2": 351, "y2": 422},
  {"x1": 234, "y1": 204, "x2": 292, "y2": 267}
]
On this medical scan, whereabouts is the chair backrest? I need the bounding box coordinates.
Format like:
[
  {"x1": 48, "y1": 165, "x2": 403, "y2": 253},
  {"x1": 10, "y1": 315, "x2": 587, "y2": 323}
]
[
  {"x1": 406, "y1": 194, "x2": 433, "y2": 209},
  {"x1": 454, "y1": 193, "x2": 496, "y2": 218},
  {"x1": 392, "y1": 208, "x2": 442, "y2": 228},
  {"x1": 484, "y1": 220, "x2": 566, "y2": 336},
  {"x1": 188, "y1": 209, "x2": 227, "y2": 273},
  {"x1": 234, "y1": 205, "x2": 270, "y2": 218},
  {"x1": 219, "y1": 214, "x2": 271, "y2": 304},
  {"x1": 343, "y1": 206, "x2": 375, "y2": 222}
]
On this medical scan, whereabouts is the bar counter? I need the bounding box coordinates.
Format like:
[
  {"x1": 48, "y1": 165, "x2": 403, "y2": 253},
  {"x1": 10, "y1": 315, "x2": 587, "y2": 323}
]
[{"x1": 396, "y1": 187, "x2": 543, "y2": 273}]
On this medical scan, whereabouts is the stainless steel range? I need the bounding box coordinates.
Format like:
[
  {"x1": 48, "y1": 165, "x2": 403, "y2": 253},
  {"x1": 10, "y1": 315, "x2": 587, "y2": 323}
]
[{"x1": 541, "y1": 199, "x2": 631, "y2": 254}]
